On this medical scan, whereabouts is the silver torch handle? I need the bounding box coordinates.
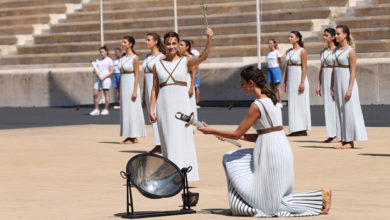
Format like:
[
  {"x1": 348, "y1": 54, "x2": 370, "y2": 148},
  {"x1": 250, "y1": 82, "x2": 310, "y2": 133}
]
[{"x1": 186, "y1": 115, "x2": 242, "y2": 148}]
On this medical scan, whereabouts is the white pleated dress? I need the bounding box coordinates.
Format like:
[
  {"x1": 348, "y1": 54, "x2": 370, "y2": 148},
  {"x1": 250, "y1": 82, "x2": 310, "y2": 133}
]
[
  {"x1": 223, "y1": 98, "x2": 323, "y2": 217},
  {"x1": 142, "y1": 53, "x2": 164, "y2": 146},
  {"x1": 187, "y1": 71, "x2": 198, "y2": 120},
  {"x1": 333, "y1": 47, "x2": 367, "y2": 142},
  {"x1": 155, "y1": 57, "x2": 199, "y2": 181},
  {"x1": 286, "y1": 48, "x2": 312, "y2": 133},
  {"x1": 119, "y1": 55, "x2": 146, "y2": 138},
  {"x1": 320, "y1": 48, "x2": 337, "y2": 138}
]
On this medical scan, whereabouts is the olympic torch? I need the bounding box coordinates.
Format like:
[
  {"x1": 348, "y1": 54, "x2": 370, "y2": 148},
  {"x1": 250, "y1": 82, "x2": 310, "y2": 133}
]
[{"x1": 175, "y1": 112, "x2": 242, "y2": 148}]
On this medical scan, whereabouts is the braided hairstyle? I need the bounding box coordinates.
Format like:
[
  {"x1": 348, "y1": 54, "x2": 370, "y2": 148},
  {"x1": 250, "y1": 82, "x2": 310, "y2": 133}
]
[
  {"x1": 181, "y1": 39, "x2": 194, "y2": 56},
  {"x1": 290, "y1": 31, "x2": 304, "y2": 47},
  {"x1": 336, "y1": 24, "x2": 355, "y2": 48},
  {"x1": 240, "y1": 66, "x2": 278, "y2": 105},
  {"x1": 122, "y1": 35, "x2": 136, "y2": 54},
  {"x1": 324, "y1": 28, "x2": 339, "y2": 47},
  {"x1": 146, "y1": 32, "x2": 164, "y2": 53}
]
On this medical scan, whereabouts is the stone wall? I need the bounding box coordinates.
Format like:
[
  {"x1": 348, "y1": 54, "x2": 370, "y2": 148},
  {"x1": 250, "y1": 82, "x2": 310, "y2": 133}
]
[{"x1": 1, "y1": 59, "x2": 388, "y2": 107}]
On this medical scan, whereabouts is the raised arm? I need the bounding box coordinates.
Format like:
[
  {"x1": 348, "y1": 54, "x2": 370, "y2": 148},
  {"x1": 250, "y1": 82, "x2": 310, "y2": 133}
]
[
  {"x1": 198, "y1": 103, "x2": 260, "y2": 141},
  {"x1": 187, "y1": 28, "x2": 214, "y2": 67},
  {"x1": 299, "y1": 49, "x2": 307, "y2": 93},
  {"x1": 149, "y1": 65, "x2": 159, "y2": 123}
]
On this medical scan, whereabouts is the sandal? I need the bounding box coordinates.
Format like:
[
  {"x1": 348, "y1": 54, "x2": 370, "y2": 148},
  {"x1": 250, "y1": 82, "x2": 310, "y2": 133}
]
[{"x1": 148, "y1": 145, "x2": 162, "y2": 154}]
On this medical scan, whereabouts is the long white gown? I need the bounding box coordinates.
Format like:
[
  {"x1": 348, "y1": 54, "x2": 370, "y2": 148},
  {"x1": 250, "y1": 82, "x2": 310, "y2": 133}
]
[
  {"x1": 142, "y1": 53, "x2": 164, "y2": 146},
  {"x1": 333, "y1": 47, "x2": 367, "y2": 142},
  {"x1": 119, "y1": 55, "x2": 146, "y2": 138},
  {"x1": 155, "y1": 56, "x2": 199, "y2": 181},
  {"x1": 187, "y1": 71, "x2": 198, "y2": 120},
  {"x1": 320, "y1": 48, "x2": 337, "y2": 138},
  {"x1": 286, "y1": 48, "x2": 312, "y2": 133},
  {"x1": 223, "y1": 98, "x2": 323, "y2": 217}
]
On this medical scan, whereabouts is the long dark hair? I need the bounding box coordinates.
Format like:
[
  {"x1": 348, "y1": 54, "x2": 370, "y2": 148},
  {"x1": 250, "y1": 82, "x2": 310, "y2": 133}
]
[
  {"x1": 324, "y1": 28, "x2": 339, "y2": 47},
  {"x1": 240, "y1": 66, "x2": 278, "y2": 105},
  {"x1": 123, "y1": 35, "x2": 136, "y2": 54},
  {"x1": 181, "y1": 39, "x2": 193, "y2": 56},
  {"x1": 290, "y1": 31, "x2": 304, "y2": 47},
  {"x1": 336, "y1": 24, "x2": 355, "y2": 48},
  {"x1": 146, "y1": 32, "x2": 164, "y2": 53}
]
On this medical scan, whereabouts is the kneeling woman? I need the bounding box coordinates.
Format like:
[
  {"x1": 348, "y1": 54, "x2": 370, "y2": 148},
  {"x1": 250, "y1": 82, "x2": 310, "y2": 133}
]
[{"x1": 198, "y1": 66, "x2": 331, "y2": 217}]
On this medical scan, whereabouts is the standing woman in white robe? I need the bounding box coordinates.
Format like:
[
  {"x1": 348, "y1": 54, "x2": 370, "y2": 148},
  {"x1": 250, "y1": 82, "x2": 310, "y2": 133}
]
[
  {"x1": 142, "y1": 33, "x2": 164, "y2": 153},
  {"x1": 316, "y1": 28, "x2": 338, "y2": 143},
  {"x1": 149, "y1": 28, "x2": 214, "y2": 181},
  {"x1": 284, "y1": 31, "x2": 311, "y2": 136},
  {"x1": 179, "y1": 39, "x2": 198, "y2": 121},
  {"x1": 198, "y1": 66, "x2": 331, "y2": 217},
  {"x1": 119, "y1": 36, "x2": 146, "y2": 144},
  {"x1": 331, "y1": 25, "x2": 367, "y2": 149}
]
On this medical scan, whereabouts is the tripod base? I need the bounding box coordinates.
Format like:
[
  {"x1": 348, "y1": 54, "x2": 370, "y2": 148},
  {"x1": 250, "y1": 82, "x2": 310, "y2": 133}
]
[{"x1": 122, "y1": 209, "x2": 196, "y2": 219}]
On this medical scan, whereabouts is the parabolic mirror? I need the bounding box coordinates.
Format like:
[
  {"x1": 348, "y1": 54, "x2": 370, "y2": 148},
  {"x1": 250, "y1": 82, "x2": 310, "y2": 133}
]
[{"x1": 126, "y1": 154, "x2": 184, "y2": 199}]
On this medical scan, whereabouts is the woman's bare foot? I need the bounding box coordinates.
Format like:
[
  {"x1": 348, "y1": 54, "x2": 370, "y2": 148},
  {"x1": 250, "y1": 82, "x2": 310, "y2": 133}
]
[
  {"x1": 132, "y1": 138, "x2": 139, "y2": 144},
  {"x1": 321, "y1": 188, "x2": 331, "y2": 214},
  {"x1": 341, "y1": 141, "x2": 354, "y2": 149},
  {"x1": 334, "y1": 142, "x2": 343, "y2": 149},
  {"x1": 324, "y1": 137, "x2": 337, "y2": 143},
  {"x1": 148, "y1": 145, "x2": 162, "y2": 154},
  {"x1": 120, "y1": 138, "x2": 134, "y2": 144},
  {"x1": 287, "y1": 130, "x2": 307, "y2": 137}
]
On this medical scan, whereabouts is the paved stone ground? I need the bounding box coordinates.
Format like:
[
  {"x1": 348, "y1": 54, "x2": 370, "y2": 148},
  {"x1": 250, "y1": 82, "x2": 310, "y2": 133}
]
[
  {"x1": 0, "y1": 106, "x2": 389, "y2": 220},
  {"x1": 0, "y1": 105, "x2": 389, "y2": 129},
  {"x1": 0, "y1": 125, "x2": 389, "y2": 220}
]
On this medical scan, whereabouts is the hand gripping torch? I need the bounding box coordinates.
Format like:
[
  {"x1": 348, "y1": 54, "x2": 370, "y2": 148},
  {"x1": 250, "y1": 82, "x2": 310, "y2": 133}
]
[{"x1": 175, "y1": 112, "x2": 242, "y2": 148}]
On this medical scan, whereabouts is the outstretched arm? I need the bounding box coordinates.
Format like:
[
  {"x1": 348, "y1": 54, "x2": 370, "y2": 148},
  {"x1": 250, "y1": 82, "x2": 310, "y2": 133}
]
[
  {"x1": 198, "y1": 104, "x2": 261, "y2": 141},
  {"x1": 187, "y1": 28, "x2": 214, "y2": 67}
]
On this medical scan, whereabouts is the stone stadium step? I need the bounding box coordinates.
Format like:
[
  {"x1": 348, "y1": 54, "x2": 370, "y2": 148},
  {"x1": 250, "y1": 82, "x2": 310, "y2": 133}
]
[
  {"x1": 58, "y1": 6, "x2": 331, "y2": 29},
  {"x1": 81, "y1": 0, "x2": 253, "y2": 12},
  {"x1": 18, "y1": 32, "x2": 314, "y2": 55},
  {"x1": 0, "y1": 4, "x2": 69, "y2": 18},
  {"x1": 3, "y1": 40, "x2": 389, "y2": 65},
  {"x1": 66, "y1": 1, "x2": 338, "y2": 23},
  {"x1": 335, "y1": 15, "x2": 390, "y2": 29},
  {"x1": 0, "y1": 14, "x2": 52, "y2": 27},
  {"x1": 0, "y1": 36, "x2": 17, "y2": 45},
  {"x1": 0, "y1": 0, "x2": 81, "y2": 8},
  {"x1": 81, "y1": 0, "x2": 348, "y2": 12},
  {"x1": 35, "y1": 20, "x2": 313, "y2": 44},
  {"x1": 1, "y1": 52, "x2": 389, "y2": 71},
  {"x1": 373, "y1": 0, "x2": 390, "y2": 4},
  {"x1": 0, "y1": 25, "x2": 35, "y2": 35},
  {"x1": 354, "y1": 4, "x2": 390, "y2": 17},
  {"x1": 49, "y1": 9, "x2": 329, "y2": 34}
]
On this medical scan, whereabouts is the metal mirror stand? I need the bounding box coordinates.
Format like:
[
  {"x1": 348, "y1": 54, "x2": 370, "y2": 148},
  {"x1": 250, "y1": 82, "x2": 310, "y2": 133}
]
[{"x1": 120, "y1": 167, "x2": 196, "y2": 219}]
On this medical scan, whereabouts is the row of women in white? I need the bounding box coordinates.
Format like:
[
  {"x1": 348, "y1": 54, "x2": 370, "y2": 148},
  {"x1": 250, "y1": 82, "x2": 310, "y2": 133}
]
[
  {"x1": 115, "y1": 27, "x2": 336, "y2": 218},
  {"x1": 267, "y1": 25, "x2": 367, "y2": 149}
]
